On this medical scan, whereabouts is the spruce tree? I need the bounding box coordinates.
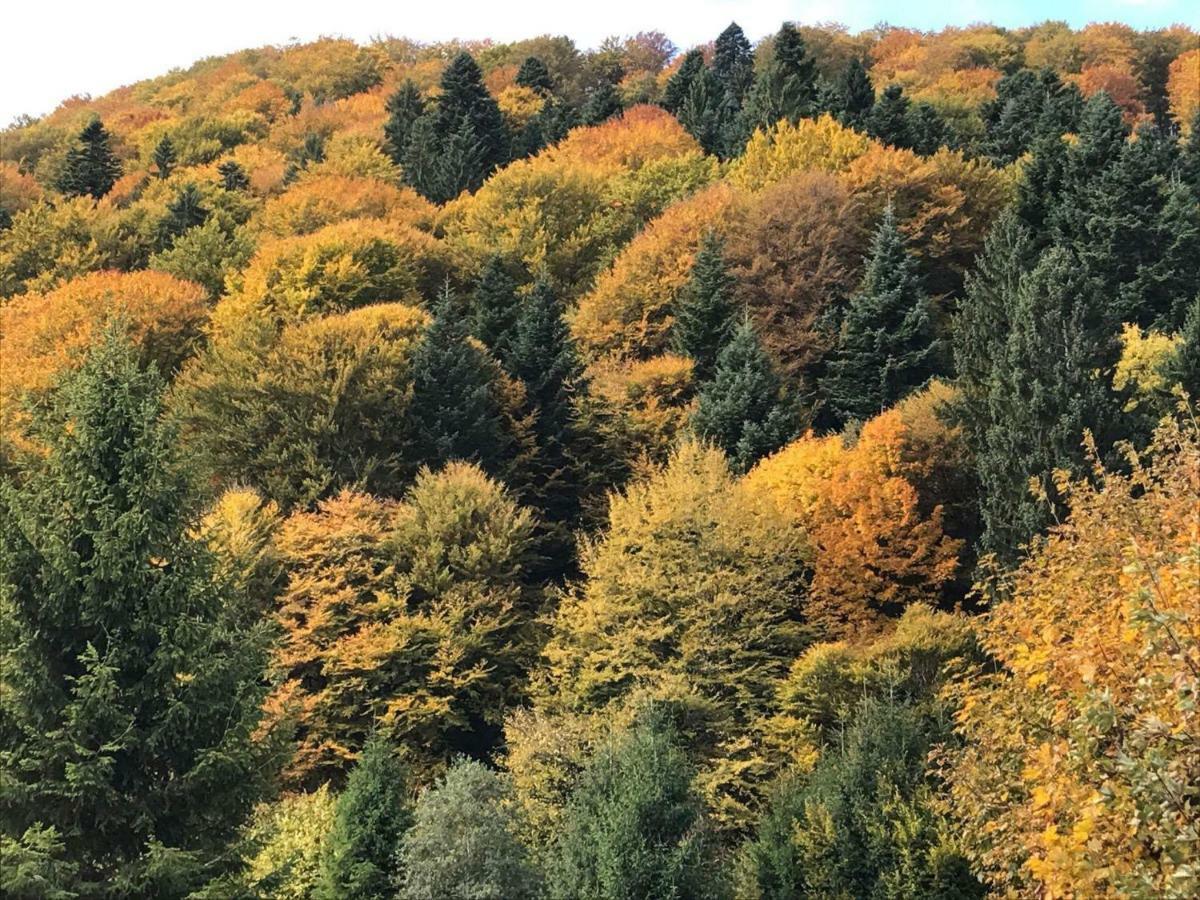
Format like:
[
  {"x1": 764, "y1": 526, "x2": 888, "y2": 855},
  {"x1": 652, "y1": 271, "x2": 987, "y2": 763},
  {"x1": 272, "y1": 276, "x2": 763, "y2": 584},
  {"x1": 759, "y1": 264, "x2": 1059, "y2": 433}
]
[
  {"x1": 0, "y1": 327, "x2": 280, "y2": 896},
  {"x1": 692, "y1": 315, "x2": 798, "y2": 473},
  {"x1": 152, "y1": 135, "x2": 176, "y2": 179},
  {"x1": 711, "y1": 22, "x2": 754, "y2": 104},
  {"x1": 867, "y1": 84, "x2": 912, "y2": 150},
  {"x1": 406, "y1": 285, "x2": 512, "y2": 475},
  {"x1": 470, "y1": 254, "x2": 522, "y2": 359},
  {"x1": 740, "y1": 23, "x2": 818, "y2": 138},
  {"x1": 317, "y1": 735, "x2": 412, "y2": 900},
  {"x1": 156, "y1": 182, "x2": 209, "y2": 250},
  {"x1": 1015, "y1": 124, "x2": 1070, "y2": 235},
  {"x1": 662, "y1": 49, "x2": 705, "y2": 115},
  {"x1": 1164, "y1": 295, "x2": 1200, "y2": 399},
  {"x1": 382, "y1": 80, "x2": 425, "y2": 165},
  {"x1": 822, "y1": 206, "x2": 943, "y2": 424},
  {"x1": 548, "y1": 714, "x2": 711, "y2": 900},
  {"x1": 1180, "y1": 111, "x2": 1200, "y2": 190},
  {"x1": 981, "y1": 68, "x2": 1082, "y2": 165},
  {"x1": 515, "y1": 56, "x2": 554, "y2": 95},
  {"x1": 56, "y1": 118, "x2": 121, "y2": 199},
  {"x1": 671, "y1": 230, "x2": 737, "y2": 381},
  {"x1": 217, "y1": 159, "x2": 249, "y2": 192},
  {"x1": 580, "y1": 81, "x2": 623, "y2": 126},
  {"x1": 838, "y1": 57, "x2": 875, "y2": 129},
  {"x1": 679, "y1": 66, "x2": 722, "y2": 155},
  {"x1": 513, "y1": 97, "x2": 578, "y2": 157},
  {"x1": 908, "y1": 102, "x2": 952, "y2": 155}
]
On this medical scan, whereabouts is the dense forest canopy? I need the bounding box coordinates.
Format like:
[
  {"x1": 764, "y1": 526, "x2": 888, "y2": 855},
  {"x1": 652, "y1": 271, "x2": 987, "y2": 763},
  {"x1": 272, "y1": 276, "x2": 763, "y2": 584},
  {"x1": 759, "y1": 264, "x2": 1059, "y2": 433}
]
[{"x1": 1, "y1": 17, "x2": 1198, "y2": 900}]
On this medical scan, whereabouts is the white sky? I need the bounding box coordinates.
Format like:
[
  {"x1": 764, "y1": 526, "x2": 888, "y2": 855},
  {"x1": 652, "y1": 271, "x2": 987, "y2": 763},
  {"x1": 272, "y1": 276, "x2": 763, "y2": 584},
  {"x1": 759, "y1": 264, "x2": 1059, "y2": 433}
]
[{"x1": 3, "y1": 0, "x2": 1197, "y2": 127}]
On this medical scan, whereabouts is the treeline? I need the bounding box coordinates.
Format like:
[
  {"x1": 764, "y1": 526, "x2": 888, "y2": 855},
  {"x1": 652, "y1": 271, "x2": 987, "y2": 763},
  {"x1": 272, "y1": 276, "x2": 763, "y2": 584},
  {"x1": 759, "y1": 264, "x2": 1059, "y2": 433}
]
[{"x1": 1, "y1": 17, "x2": 1199, "y2": 900}]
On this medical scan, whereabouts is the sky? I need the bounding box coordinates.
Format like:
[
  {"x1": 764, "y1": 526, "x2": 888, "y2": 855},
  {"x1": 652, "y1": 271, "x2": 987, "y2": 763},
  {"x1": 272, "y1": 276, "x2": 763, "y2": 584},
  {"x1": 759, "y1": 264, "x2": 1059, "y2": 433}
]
[{"x1": 3, "y1": 0, "x2": 1198, "y2": 126}]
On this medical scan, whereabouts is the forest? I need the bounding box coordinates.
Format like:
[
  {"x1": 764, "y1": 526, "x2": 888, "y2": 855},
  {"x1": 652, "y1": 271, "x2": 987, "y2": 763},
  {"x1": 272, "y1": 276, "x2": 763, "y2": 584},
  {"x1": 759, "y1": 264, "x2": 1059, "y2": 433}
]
[{"x1": 0, "y1": 16, "x2": 1198, "y2": 899}]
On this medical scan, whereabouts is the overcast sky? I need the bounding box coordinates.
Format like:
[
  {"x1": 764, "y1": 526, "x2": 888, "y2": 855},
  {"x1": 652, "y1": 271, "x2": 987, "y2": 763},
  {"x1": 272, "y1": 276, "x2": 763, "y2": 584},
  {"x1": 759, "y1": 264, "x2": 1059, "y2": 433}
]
[{"x1": 3, "y1": 0, "x2": 1198, "y2": 126}]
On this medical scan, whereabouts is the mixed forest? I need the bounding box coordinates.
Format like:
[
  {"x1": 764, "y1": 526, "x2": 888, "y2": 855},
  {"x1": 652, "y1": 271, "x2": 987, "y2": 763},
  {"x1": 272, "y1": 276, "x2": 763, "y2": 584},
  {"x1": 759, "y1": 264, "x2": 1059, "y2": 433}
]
[{"x1": 1, "y1": 17, "x2": 1199, "y2": 899}]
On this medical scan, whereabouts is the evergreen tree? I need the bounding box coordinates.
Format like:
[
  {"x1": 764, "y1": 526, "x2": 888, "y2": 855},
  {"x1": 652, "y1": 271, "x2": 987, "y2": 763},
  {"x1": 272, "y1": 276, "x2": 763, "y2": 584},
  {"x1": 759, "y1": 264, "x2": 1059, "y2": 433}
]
[
  {"x1": 1180, "y1": 111, "x2": 1200, "y2": 190},
  {"x1": 56, "y1": 118, "x2": 121, "y2": 199},
  {"x1": 317, "y1": 735, "x2": 412, "y2": 900},
  {"x1": 217, "y1": 159, "x2": 249, "y2": 192},
  {"x1": 580, "y1": 81, "x2": 623, "y2": 126},
  {"x1": 711, "y1": 22, "x2": 756, "y2": 157},
  {"x1": 822, "y1": 206, "x2": 943, "y2": 424},
  {"x1": 382, "y1": 80, "x2": 425, "y2": 165},
  {"x1": 838, "y1": 57, "x2": 875, "y2": 129},
  {"x1": 471, "y1": 254, "x2": 522, "y2": 358},
  {"x1": 908, "y1": 102, "x2": 952, "y2": 155},
  {"x1": 740, "y1": 23, "x2": 818, "y2": 138},
  {"x1": 692, "y1": 315, "x2": 798, "y2": 473},
  {"x1": 981, "y1": 68, "x2": 1082, "y2": 165},
  {"x1": 1065, "y1": 91, "x2": 1129, "y2": 187},
  {"x1": 867, "y1": 84, "x2": 912, "y2": 150},
  {"x1": 662, "y1": 49, "x2": 705, "y2": 115},
  {"x1": 671, "y1": 230, "x2": 737, "y2": 381},
  {"x1": 548, "y1": 714, "x2": 712, "y2": 900},
  {"x1": 156, "y1": 182, "x2": 209, "y2": 250},
  {"x1": 679, "y1": 66, "x2": 722, "y2": 155},
  {"x1": 1015, "y1": 124, "x2": 1069, "y2": 235},
  {"x1": 0, "y1": 327, "x2": 280, "y2": 896},
  {"x1": 515, "y1": 56, "x2": 554, "y2": 95},
  {"x1": 406, "y1": 285, "x2": 512, "y2": 475},
  {"x1": 152, "y1": 135, "x2": 176, "y2": 179},
  {"x1": 513, "y1": 97, "x2": 578, "y2": 157},
  {"x1": 1164, "y1": 295, "x2": 1200, "y2": 399}
]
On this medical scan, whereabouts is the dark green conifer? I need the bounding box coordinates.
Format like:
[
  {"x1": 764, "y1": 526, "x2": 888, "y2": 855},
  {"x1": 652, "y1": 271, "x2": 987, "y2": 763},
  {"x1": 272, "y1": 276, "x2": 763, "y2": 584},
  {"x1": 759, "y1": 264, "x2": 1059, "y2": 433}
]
[
  {"x1": 156, "y1": 182, "x2": 209, "y2": 250},
  {"x1": 152, "y1": 134, "x2": 176, "y2": 179},
  {"x1": 515, "y1": 56, "x2": 554, "y2": 95},
  {"x1": 56, "y1": 118, "x2": 121, "y2": 199},
  {"x1": 740, "y1": 23, "x2": 818, "y2": 136},
  {"x1": 382, "y1": 80, "x2": 425, "y2": 165},
  {"x1": 838, "y1": 57, "x2": 875, "y2": 128},
  {"x1": 580, "y1": 82, "x2": 623, "y2": 126},
  {"x1": 662, "y1": 49, "x2": 705, "y2": 115},
  {"x1": 671, "y1": 231, "x2": 737, "y2": 381},
  {"x1": 908, "y1": 102, "x2": 952, "y2": 155},
  {"x1": 867, "y1": 84, "x2": 912, "y2": 150},
  {"x1": 217, "y1": 159, "x2": 249, "y2": 192},
  {"x1": 471, "y1": 254, "x2": 521, "y2": 359}
]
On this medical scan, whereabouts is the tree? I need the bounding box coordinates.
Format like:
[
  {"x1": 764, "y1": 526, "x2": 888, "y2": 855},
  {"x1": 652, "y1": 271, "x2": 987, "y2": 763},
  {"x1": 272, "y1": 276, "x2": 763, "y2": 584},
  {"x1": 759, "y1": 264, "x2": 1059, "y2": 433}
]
[
  {"x1": 908, "y1": 102, "x2": 952, "y2": 155},
  {"x1": 711, "y1": 22, "x2": 756, "y2": 157},
  {"x1": 0, "y1": 327, "x2": 280, "y2": 896},
  {"x1": 548, "y1": 714, "x2": 713, "y2": 900},
  {"x1": 217, "y1": 160, "x2": 249, "y2": 192},
  {"x1": 671, "y1": 230, "x2": 737, "y2": 381},
  {"x1": 662, "y1": 49, "x2": 705, "y2": 115},
  {"x1": 318, "y1": 735, "x2": 412, "y2": 900},
  {"x1": 152, "y1": 135, "x2": 176, "y2": 178},
  {"x1": 741, "y1": 23, "x2": 818, "y2": 137},
  {"x1": 515, "y1": 56, "x2": 554, "y2": 95},
  {"x1": 56, "y1": 119, "x2": 121, "y2": 199},
  {"x1": 692, "y1": 315, "x2": 799, "y2": 473},
  {"x1": 838, "y1": 57, "x2": 875, "y2": 129},
  {"x1": 580, "y1": 81, "x2": 623, "y2": 126},
  {"x1": 867, "y1": 84, "x2": 912, "y2": 150},
  {"x1": 822, "y1": 206, "x2": 942, "y2": 424},
  {"x1": 155, "y1": 182, "x2": 209, "y2": 250},
  {"x1": 406, "y1": 287, "x2": 516, "y2": 477},
  {"x1": 981, "y1": 68, "x2": 1082, "y2": 165},
  {"x1": 469, "y1": 254, "x2": 521, "y2": 359},
  {"x1": 398, "y1": 759, "x2": 540, "y2": 900},
  {"x1": 382, "y1": 80, "x2": 425, "y2": 165}
]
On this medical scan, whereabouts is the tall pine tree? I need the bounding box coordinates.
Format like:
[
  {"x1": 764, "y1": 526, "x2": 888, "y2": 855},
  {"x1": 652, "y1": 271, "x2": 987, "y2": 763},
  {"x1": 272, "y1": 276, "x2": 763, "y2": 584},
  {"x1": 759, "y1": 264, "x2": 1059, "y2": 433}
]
[
  {"x1": 56, "y1": 118, "x2": 121, "y2": 199},
  {"x1": 711, "y1": 22, "x2": 756, "y2": 157},
  {"x1": 515, "y1": 56, "x2": 554, "y2": 95},
  {"x1": 470, "y1": 254, "x2": 522, "y2": 360},
  {"x1": 152, "y1": 135, "x2": 176, "y2": 179},
  {"x1": 0, "y1": 327, "x2": 281, "y2": 897},
  {"x1": 838, "y1": 57, "x2": 875, "y2": 129},
  {"x1": 867, "y1": 85, "x2": 912, "y2": 150},
  {"x1": 382, "y1": 80, "x2": 425, "y2": 165},
  {"x1": 662, "y1": 49, "x2": 705, "y2": 115},
  {"x1": 740, "y1": 23, "x2": 818, "y2": 138},
  {"x1": 671, "y1": 231, "x2": 737, "y2": 381}
]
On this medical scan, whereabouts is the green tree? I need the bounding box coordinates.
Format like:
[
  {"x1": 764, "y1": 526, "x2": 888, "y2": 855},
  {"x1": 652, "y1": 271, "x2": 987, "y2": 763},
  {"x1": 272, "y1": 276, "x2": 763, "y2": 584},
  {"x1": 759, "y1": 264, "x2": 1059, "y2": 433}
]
[
  {"x1": 217, "y1": 159, "x2": 249, "y2": 192},
  {"x1": 908, "y1": 102, "x2": 952, "y2": 155},
  {"x1": 152, "y1": 135, "x2": 176, "y2": 179},
  {"x1": 692, "y1": 315, "x2": 798, "y2": 473},
  {"x1": 822, "y1": 206, "x2": 942, "y2": 424},
  {"x1": 515, "y1": 56, "x2": 554, "y2": 95},
  {"x1": 712, "y1": 22, "x2": 755, "y2": 157},
  {"x1": 0, "y1": 327, "x2": 280, "y2": 897},
  {"x1": 663, "y1": 49, "x2": 705, "y2": 115},
  {"x1": 980, "y1": 68, "x2": 1082, "y2": 165},
  {"x1": 867, "y1": 85, "x2": 912, "y2": 150},
  {"x1": 398, "y1": 758, "x2": 540, "y2": 900},
  {"x1": 548, "y1": 714, "x2": 714, "y2": 900},
  {"x1": 741, "y1": 23, "x2": 818, "y2": 137},
  {"x1": 56, "y1": 118, "x2": 121, "y2": 199},
  {"x1": 838, "y1": 58, "x2": 875, "y2": 129},
  {"x1": 679, "y1": 65, "x2": 722, "y2": 155},
  {"x1": 470, "y1": 254, "x2": 521, "y2": 359},
  {"x1": 383, "y1": 80, "x2": 426, "y2": 166},
  {"x1": 580, "y1": 82, "x2": 623, "y2": 126},
  {"x1": 671, "y1": 230, "x2": 737, "y2": 381},
  {"x1": 317, "y1": 735, "x2": 412, "y2": 900},
  {"x1": 156, "y1": 182, "x2": 210, "y2": 250}
]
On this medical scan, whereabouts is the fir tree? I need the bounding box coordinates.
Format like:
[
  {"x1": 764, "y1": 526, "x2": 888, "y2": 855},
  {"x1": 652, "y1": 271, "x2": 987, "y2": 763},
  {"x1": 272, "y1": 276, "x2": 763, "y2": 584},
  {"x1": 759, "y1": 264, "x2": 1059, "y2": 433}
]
[
  {"x1": 981, "y1": 68, "x2": 1082, "y2": 165},
  {"x1": 152, "y1": 134, "x2": 176, "y2": 179},
  {"x1": 1164, "y1": 295, "x2": 1200, "y2": 399},
  {"x1": 548, "y1": 714, "x2": 712, "y2": 900},
  {"x1": 1015, "y1": 125, "x2": 1070, "y2": 236},
  {"x1": 822, "y1": 206, "x2": 943, "y2": 424},
  {"x1": 692, "y1": 315, "x2": 798, "y2": 473},
  {"x1": 867, "y1": 84, "x2": 912, "y2": 150},
  {"x1": 838, "y1": 57, "x2": 875, "y2": 129},
  {"x1": 0, "y1": 327, "x2": 280, "y2": 896},
  {"x1": 406, "y1": 285, "x2": 512, "y2": 475},
  {"x1": 679, "y1": 66, "x2": 722, "y2": 155},
  {"x1": 580, "y1": 81, "x2": 623, "y2": 126},
  {"x1": 317, "y1": 735, "x2": 412, "y2": 900},
  {"x1": 908, "y1": 102, "x2": 952, "y2": 155},
  {"x1": 56, "y1": 118, "x2": 121, "y2": 199},
  {"x1": 1180, "y1": 111, "x2": 1200, "y2": 190},
  {"x1": 515, "y1": 56, "x2": 554, "y2": 95},
  {"x1": 156, "y1": 182, "x2": 209, "y2": 250},
  {"x1": 470, "y1": 254, "x2": 522, "y2": 359},
  {"x1": 217, "y1": 159, "x2": 249, "y2": 192},
  {"x1": 382, "y1": 80, "x2": 425, "y2": 165},
  {"x1": 662, "y1": 49, "x2": 705, "y2": 115},
  {"x1": 711, "y1": 22, "x2": 756, "y2": 158},
  {"x1": 671, "y1": 230, "x2": 737, "y2": 381},
  {"x1": 740, "y1": 23, "x2": 818, "y2": 137}
]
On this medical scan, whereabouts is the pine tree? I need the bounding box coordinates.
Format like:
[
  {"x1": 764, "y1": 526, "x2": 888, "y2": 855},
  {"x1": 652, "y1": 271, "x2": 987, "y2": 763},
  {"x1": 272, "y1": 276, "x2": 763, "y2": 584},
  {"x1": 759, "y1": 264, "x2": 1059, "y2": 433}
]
[
  {"x1": 152, "y1": 135, "x2": 176, "y2": 179},
  {"x1": 981, "y1": 68, "x2": 1082, "y2": 165},
  {"x1": 740, "y1": 23, "x2": 818, "y2": 138},
  {"x1": 471, "y1": 254, "x2": 522, "y2": 359},
  {"x1": 1015, "y1": 125, "x2": 1070, "y2": 235},
  {"x1": 671, "y1": 230, "x2": 737, "y2": 381},
  {"x1": 56, "y1": 118, "x2": 121, "y2": 199},
  {"x1": 217, "y1": 159, "x2": 249, "y2": 192},
  {"x1": 822, "y1": 206, "x2": 943, "y2": 424},
  {"x1": 679, "y1": 66, "x2": 722, "y2": 155},
  {"x1": 580, "y1": 81, "x2": 623, "y2": 126},
  {"x1": 515, "y1": 56, "x2": 554, "y2": 95},
  {"x1": 662, "y1": 49, "x2": 705, "y2": 115},
  {"x1": 156, "y1": 182, "x2": 209, "y2": 250},
  {"x1": 838, "y1": 57, "x2": 875, "y2": 129},
  {"x1": 406, "y1": 285, "x2": 512, "y2": 475},
  {"x1": 382, "y1": 80, "x2": 425, "y2": 165},
  {"x1": 908, "y1": 102, "x2": 952, "y2": 155},
  {"x1": 317, "y1": 735, "x2": 412, "y2": 900},
  {"x1": 0, "y1": 327, "x2": 280, "y2": 896},
  {"x1": 711, "y1": 22, "x2": 756, "y2": 158},
  {"x1": 548, "y1": 714, "x2": 712, "y2": 900},
  {"x1": 867, "y1": 84, "x2": 912, "y2": 150},
  {"x1": 692, "y1": 315, "x2": 798, "y2": 473}
]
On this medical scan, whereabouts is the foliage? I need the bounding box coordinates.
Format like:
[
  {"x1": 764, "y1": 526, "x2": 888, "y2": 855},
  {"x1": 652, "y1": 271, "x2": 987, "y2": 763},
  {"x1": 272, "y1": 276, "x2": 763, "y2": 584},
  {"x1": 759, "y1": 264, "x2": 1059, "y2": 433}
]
[{"x1": 243, "y1": 787, "x2": 337, "y2": 900}]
